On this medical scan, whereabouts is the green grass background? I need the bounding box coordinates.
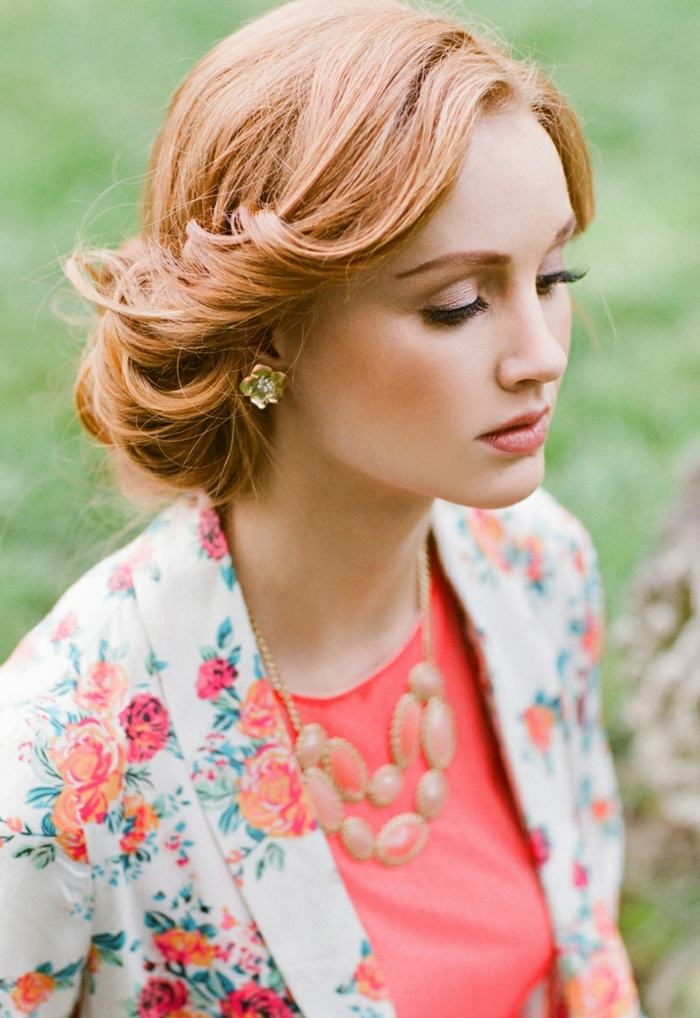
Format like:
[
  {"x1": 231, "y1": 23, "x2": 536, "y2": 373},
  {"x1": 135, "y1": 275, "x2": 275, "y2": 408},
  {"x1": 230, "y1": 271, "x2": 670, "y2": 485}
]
[{"x1": 2, "y1": 0, "x2": 698, "y2": 1008}]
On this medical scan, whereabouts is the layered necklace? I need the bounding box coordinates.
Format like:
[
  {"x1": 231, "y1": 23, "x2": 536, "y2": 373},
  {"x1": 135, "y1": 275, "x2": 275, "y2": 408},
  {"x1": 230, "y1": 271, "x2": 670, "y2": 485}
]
[{"x1": 249, "y1": 536, "x2": 456, "y2": 867}]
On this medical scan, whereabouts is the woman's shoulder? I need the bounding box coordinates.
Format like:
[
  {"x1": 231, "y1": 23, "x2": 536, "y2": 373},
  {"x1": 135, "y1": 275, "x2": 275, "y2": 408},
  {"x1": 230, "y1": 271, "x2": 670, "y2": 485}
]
[
  {"x1": 0, "y1": 508, "x2": 178, "y2": 857},
  {"x1": 1, "y1": 525, "x2": 156, "y2": 699}
]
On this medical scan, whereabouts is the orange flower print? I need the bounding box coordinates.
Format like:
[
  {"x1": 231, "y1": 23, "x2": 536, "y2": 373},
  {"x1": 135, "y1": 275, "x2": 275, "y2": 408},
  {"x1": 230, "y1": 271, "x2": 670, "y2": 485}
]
[
  {"x1": 50, "y1": 717, "x2": 124, "y2": 825},
  {"x1": 581, "y1": 608, "x2": 604, "y2": 665},
  {"x1": 592, "y1": 798, "x2": 615, "y2": 823},
  {"x1": 238, "y1": 745, "x2": 316, "y2": 837},
  {"x1": 469, "y1": 510, "x2": 511, "y2": 571},
  {"x1": 520, "y1": 535, "x2": 544, "y2": 584},
  {"x1": 353, "y1": 955, "x2": 389, "y2": 1001},
  {"x1": 75, "y1": 660, "x2": 128, "y2": 714},
  {"x1": 239, "y1": 680, "x2": 286, "y2": 741},
  {"x1": 87, "y1": 943, "x2": 101, "y2": 974},
  {"x1": 566, "y1": 901, "x2": 639, "y2": 1017},
  {"x1": 52, "y1": 786, "x2": 88, "y2": 862},
  {"x1": 573, "y1": 546, "x2": 586, "y2": 576},
  {"x1": 523, "y1": 704, "x2": 555, "y2": 753},
  {"x1": 10, "y1": 971, "x2": 55, "y2": 1014},
  {"x1": 153, "y1": 928, "x2": 217, "y2": 967},
  {"x1": 566, "y1": 949, "x2": 637, "y2": 1017},
  {"x1": 119, "y1": 795, "x2": 159, "y2": 854}
]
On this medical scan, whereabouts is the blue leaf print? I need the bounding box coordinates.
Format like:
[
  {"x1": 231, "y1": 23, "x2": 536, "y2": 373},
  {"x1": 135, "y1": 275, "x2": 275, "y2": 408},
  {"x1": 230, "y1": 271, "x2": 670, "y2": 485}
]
[{"x1": 216, "y1": 617, "x2": 233, "y2": 649}]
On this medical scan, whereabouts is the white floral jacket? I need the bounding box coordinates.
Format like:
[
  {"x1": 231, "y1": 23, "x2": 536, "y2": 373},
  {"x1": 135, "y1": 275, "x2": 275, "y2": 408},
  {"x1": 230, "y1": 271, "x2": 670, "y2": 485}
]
[{"x1": 0, "y1": 488, "x2": 645, "y2": 1017}]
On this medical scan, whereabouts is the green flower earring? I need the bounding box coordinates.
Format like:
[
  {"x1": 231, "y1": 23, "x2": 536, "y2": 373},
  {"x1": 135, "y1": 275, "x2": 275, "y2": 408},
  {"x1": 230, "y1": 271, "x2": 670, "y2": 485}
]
[{"x1": 239, "y1": 363, "x2": 288, "y2": 409}]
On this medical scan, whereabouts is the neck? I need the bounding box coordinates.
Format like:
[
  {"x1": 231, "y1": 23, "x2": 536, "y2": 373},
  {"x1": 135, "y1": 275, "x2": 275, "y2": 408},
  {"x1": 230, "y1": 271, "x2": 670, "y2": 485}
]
[{"x1": 222, "y1": 453, "x2": 435, "y2": 697}]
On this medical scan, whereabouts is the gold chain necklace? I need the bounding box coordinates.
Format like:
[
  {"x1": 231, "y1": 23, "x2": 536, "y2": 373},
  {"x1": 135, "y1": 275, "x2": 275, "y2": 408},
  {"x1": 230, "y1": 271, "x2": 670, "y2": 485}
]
[{"x1": 248, "y1": 537, "x2": 456, "y2": 866}]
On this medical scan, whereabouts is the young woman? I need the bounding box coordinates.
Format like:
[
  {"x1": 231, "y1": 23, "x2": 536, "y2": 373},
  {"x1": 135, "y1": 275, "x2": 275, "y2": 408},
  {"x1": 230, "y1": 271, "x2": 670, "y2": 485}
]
[{"x1": 0, "y1": 1, "x2": 646, "y2": 1015}]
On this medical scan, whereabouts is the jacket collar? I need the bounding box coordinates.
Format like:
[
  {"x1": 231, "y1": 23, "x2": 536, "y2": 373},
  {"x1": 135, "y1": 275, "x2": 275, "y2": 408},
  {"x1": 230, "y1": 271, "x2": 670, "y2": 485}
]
[{"x1": 133, "y1": 490, "x2": 587, "y2": 1016}]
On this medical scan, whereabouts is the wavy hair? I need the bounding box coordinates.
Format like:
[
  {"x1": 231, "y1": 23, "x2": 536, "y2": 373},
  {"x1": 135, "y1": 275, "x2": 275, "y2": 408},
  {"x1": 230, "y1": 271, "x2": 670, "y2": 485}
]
[{"x1": 64, "y1": 0, "x2": 594, "y2": 509}]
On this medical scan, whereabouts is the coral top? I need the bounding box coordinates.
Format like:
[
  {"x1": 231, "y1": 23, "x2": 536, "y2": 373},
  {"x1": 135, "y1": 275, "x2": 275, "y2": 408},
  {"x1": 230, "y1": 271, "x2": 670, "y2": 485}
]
[{"x1": 275, "y1": 548, "x2": 555, "y2": 1017}]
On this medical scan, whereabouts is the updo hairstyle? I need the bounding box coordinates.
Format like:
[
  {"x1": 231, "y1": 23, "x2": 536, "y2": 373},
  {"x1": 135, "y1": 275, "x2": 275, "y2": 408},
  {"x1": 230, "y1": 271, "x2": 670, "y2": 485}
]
[{"x1": 64, "y1": 0, "x2": 595, "y2": 509}]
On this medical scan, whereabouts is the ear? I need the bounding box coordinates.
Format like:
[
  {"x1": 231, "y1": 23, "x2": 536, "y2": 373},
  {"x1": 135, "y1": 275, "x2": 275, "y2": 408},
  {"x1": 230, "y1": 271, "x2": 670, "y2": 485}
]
[{"x1": 261, "y1": 318, "x2": 303, "y2": 372}]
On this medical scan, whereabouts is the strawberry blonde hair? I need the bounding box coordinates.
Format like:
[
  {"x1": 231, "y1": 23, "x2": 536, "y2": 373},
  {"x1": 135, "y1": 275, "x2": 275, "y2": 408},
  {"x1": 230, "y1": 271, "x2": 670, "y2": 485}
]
[{"x1": 65, "y1": 0, "x2": 594, "y2": 509}]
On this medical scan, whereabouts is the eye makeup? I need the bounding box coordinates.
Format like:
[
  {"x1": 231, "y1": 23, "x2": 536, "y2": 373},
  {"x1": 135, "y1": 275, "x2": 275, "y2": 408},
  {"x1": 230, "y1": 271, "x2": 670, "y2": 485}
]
[{"x1": 423, "y1": 267, "x2": 588, "y2": 326}]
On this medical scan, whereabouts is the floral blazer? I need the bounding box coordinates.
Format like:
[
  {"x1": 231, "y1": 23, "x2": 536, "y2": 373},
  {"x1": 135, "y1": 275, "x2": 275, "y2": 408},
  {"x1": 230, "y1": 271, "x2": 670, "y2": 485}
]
[{"x1": 0, "y1": 488, "x2": 645, "y2": 1018}]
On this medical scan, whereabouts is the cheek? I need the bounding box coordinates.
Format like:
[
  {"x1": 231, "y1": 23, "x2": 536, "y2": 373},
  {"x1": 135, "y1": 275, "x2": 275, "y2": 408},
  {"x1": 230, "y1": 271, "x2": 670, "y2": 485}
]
[
  {"x1": 297, "y1": 313, "x2": 479, "y2": 448},
  {"x1": 549, "y1": 290, "x2": 573, "y2": 356}
]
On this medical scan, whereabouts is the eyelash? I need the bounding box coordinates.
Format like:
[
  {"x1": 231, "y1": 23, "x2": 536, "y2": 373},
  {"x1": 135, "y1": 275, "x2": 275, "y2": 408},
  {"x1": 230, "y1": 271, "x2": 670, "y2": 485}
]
[{"x1": 423, "y1": 268, "x2": 589, "y2": 326}]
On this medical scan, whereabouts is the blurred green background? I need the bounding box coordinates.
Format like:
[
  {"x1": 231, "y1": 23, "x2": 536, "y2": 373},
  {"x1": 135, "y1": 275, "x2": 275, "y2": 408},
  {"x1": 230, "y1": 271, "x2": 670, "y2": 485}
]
[{"x1": 1, "y1": 0, "x2": 698, "y2": 1012}]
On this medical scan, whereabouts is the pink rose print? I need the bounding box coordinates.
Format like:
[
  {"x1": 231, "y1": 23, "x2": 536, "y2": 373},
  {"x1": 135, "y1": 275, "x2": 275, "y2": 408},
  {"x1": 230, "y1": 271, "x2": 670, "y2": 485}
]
[
  {"x1": 107, "y1": 562, "x2": 135, "y2": 595},
  {"x1": 469, "y1": 510, "x2": 511, "y2": 571},
  {"x1": 75, "y1": 660, "x2": 128, "y2": 714},
  {"x1": 353, "y1": 955, "x2": 389, "y2": 1001},
  {"x1": 529, "y1": 826, "x2": 550, "y2": 867},
  {"x1": 119, "y1": 694, "x2": 170, "y2": 762},
  {"x1": 239, "y1": 680, "x2": 285, "y2": 740},
  {"x1": 199, "y1": 506, "x2": 227, "y2": 560},
  {"x1": 50, "y1": 611, "x2": 78, "y2": 644},
  {"x1": 50, "y1": 718, "x2": 124, "y2": 825},
  {"x1": 220, "y1": 982, "x2": 293, "y2": 1017},
  {"x1": 197, "y1": 658, "x2": 238, "y2": 699},
  {"x1": 137, "y1": 977, "x2": 188, "y2": 1017},
  {"x1": 572, "y1": 860, "x2": 589, "y2": 888},
  {"x1": 238, "y1": 745, "x2": 316, "y2": 837}
]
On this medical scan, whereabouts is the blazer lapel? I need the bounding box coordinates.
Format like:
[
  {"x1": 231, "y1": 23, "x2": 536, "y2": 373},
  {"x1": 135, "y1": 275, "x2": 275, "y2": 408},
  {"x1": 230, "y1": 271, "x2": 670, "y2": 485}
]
[
  {"x1": 430, "y1": 497, "x2": 587, "y2": 929},
  {"x1": 133, "y1": 492, "x2": 396, "y2": 1018}
]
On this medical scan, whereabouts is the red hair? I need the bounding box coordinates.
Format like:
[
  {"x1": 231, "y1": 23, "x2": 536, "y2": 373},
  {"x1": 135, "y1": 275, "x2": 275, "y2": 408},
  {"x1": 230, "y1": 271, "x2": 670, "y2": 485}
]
[{"x1": 64, "y1": 0, "x2": 594, "y2": 508}]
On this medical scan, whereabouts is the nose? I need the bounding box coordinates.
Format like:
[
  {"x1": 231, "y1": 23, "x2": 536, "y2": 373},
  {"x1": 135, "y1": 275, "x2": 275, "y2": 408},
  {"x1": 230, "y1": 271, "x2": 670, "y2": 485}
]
[{"x1": 496, "y1": 300, "x2": 569, "y2": 391}]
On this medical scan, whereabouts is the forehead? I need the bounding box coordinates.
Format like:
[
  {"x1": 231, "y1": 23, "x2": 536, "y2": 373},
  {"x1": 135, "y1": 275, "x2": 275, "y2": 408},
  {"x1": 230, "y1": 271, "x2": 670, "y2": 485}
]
[{"x1": 389, "y1": 108, "x2": 574, "y2": 274}]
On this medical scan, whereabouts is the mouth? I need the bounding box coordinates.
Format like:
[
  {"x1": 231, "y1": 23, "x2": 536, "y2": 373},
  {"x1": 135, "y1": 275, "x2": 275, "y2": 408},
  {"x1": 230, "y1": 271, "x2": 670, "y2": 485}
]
[{"x1": 477, "y1": 407, "x2": 550, "y2": 456}]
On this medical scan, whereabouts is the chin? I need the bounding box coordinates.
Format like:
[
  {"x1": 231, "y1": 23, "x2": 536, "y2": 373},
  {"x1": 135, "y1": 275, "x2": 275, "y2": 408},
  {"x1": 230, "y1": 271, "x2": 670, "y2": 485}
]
[{"x1": 447, "y1": 454, "x2": 546, "y2": 510}]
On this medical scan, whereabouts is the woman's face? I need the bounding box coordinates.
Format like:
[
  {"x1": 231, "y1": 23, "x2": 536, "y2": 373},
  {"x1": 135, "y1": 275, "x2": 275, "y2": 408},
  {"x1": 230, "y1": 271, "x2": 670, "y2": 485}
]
[{"x1": 274, "y1": 107, "x2": 580, "y2": 510}]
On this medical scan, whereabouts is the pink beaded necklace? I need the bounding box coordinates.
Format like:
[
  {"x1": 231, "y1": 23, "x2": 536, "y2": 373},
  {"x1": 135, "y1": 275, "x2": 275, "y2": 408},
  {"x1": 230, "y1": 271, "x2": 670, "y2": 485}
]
[{"x1": 249, "y1": 536, "x2": 457, "y2": 866}]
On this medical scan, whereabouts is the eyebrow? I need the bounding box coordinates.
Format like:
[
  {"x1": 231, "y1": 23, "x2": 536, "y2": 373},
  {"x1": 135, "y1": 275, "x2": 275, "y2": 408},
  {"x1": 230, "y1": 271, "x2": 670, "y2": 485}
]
[{"x1": 394, "y1": 215, "x2": 578, "y2": 279}]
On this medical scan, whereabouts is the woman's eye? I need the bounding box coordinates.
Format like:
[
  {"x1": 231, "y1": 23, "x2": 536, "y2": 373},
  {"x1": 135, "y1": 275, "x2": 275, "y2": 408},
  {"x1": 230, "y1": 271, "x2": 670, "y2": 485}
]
[
  {"x1": 423, "y1": 296, "x2": 489, "y2": 326},
  {"x1": 423, "y1": 267, "x2": 589, "y2": 327},
  {"x1": 536, "y1": 267, "x2": 589, "y2": 298}
]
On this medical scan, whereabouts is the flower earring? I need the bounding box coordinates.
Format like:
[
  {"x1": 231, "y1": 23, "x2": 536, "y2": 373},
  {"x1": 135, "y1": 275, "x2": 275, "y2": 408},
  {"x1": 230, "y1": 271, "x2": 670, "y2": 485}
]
[{"x1": 239, "y1": 363, "x2": 288, "y2": 409}]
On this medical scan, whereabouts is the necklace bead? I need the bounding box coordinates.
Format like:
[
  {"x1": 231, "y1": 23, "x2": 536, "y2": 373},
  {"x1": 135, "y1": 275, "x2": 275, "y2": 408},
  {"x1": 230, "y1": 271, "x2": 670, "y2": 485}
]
[
  {"x1": 390, "y1": 692, "x2": 423, "y2": 769},
  {"x1": 294, "y1": 722, "x2": 327, "y2": 768},
  {"x1": 249, "y1": 534, "x2": 456, "y2": 867},
  {"x1": 367, "y1": 763, "x2": 403, "y2": 807},
  {"x1": 324, "y1": 737, "x2": 368, "y2": 802}
]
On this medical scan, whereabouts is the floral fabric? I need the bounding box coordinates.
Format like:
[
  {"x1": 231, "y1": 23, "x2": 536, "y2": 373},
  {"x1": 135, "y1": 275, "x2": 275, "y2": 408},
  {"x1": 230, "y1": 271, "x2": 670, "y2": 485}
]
[{"x1": 0, "y1": 488, "x2": 645, "y2": 1017}]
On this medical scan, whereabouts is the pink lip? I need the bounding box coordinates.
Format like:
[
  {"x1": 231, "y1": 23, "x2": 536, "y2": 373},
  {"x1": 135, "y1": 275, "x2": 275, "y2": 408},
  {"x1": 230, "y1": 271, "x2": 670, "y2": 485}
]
[{"x1": 477, "y1": 408, "x2": 550, "y2": 455}]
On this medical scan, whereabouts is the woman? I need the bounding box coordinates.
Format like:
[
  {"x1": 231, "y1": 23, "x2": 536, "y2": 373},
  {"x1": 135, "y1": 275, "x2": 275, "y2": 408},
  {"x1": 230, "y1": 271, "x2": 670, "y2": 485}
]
[{"x1": 0, "y1": 1, "x2": 645, "y2": 1015}]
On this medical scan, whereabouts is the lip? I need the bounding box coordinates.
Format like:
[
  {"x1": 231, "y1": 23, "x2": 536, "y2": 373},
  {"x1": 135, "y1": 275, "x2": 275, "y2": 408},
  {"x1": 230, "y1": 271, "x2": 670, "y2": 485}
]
[{"x1": 477, "y1": 407, "x2": 550, "y2": 455}]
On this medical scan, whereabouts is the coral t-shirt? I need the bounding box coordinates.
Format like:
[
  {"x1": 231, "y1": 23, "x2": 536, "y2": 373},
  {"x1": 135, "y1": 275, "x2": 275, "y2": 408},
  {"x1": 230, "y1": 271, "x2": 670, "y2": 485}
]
[{"x1": 275, "y1": 549, "x2": 555, "y2": 1017}]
